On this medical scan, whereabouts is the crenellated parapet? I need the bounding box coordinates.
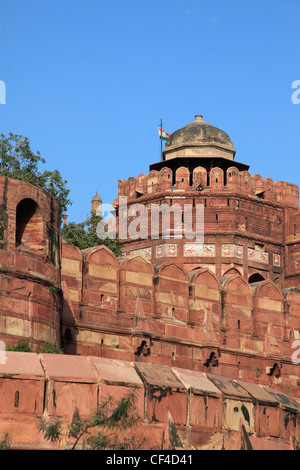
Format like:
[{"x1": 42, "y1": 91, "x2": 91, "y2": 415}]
[
  {"x1": 117, "y1": 166, "x2": 299, "y2": 208},
  {"x1": 61, "y1": 244, "x2": 300, "y2": 397}
]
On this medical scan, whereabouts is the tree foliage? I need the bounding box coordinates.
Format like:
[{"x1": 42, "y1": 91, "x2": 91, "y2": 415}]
[
  {"x1": 0, "y1": 133, "x2": 71, "y2": 212},
  {"x1": 62, "y1": 211, "x2": 123, "y2": 257},
  {"x1": 38, "y1": 388, "x2": 144, "y2": 450},
  {"x1": 6, "y1": 339, "x2": 34, "y2": 352},
  {"x1": 7, "y1": 339, "x2": 64, "y2": 354},
  {"x1": 0, "y1": 433, "x2": 10, "y2": 450}
]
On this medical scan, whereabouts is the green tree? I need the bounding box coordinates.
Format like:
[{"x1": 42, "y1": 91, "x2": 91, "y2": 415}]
[
  {"x1": 0, "y1": 133, "x2": 71, "y2": 212},
  {"x1": 38, "y1": 388, "x2": 144, "y2": 450},
  {"x1": 62, "y1": 211, "x2": 123, "y2": 257}
]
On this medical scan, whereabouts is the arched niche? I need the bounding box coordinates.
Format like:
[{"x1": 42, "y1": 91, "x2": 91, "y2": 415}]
[
  {"x1": 193, "y1": 166, "x2": 207, "y2": 189},
  {"x1": 147, "y1": 170, "x2": 159, "y2": 193},
  {"x1": 252, "y1": 280, "x2": 284, "y2": 339},
  {"x1": 252, "y1": 174, "x2": 264, "y2": 197},
  {"x1": 221, "y1": 274, "x2": 253, "y2": 334},
  {"x1": 262, "y1": 177, "x2": 274, "y2": 200},
  {"x1": 155, "y1": 261, "x2": 189, "y2": 322},
  {"x1": 175, "y1": 167, "x2": 189, "y2": 188},
  {"x1": 160, "y1": 167, "x2": 172, "y2": 189},
  {"x1": 239, "y1": 171, "x2": 252, "y2": 191},
  {"x1": 119, "y1": 254, "x2": 154, "y2": 316},
  {"x1": 209, "y1": 167, "x2": 224, "y2": 189},
  {"x1": 83, "y1": 245, "x2": 120, "y2": 310},
  {"x1": 226, "y1": 167, "x2": 239, "y2": 189},
  {"x1": 15, "y1": 198, "x2": 44, "y2": 252},
  {"x1": 188, "y1": 268, "x2": 221, "y2": 328}
]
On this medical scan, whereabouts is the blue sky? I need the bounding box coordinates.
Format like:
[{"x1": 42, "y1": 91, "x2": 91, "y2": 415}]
[{"x1": 1, "y1": 0, "x2": 300, "y2": 223}]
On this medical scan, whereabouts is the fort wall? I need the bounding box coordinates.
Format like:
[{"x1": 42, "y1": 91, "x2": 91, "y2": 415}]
[
  {"x1": 0, "y1": 176, "x2": 61, "y2": 349},
  {"x1": 0, "y1": 351, "x2": 298, "y2": 450},
  {"x1": 61, "y1": 243, "x2": 300, "y2": 400}
]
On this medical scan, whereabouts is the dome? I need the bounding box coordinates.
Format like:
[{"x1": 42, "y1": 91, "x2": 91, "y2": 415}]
[
  {"x1": 163, "y1": 115, "x2": 235, "y2": 161},
  {"x1": 92, "y1": 191, "x2": 102, "y2": 202},
  {"x1": 166, "y1": 115, "x2": 232, "y2": 148}
]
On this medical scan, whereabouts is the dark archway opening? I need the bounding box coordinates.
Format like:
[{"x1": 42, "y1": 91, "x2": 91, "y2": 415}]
[
  {"x1": 248, "y1": 273, "x2": 265, "y2": 284},
  {"x1": 16, "y1": 199, "x2": 43, "y2": 251}
]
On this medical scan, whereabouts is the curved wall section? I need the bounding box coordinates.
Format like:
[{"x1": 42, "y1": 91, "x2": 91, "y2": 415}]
[{"x1": 0, "y1": 176, "x2": 61, "y2": 349}]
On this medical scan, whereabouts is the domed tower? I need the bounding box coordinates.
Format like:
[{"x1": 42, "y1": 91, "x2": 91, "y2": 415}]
[
  {"x1": 116, "y1": 115, "x2": 299, "y2": 288},
  {"x1": 91, "y1": 191, "x2": 102, "y2": 217}
]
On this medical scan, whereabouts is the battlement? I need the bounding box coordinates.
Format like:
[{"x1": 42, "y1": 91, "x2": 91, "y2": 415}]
[
  {"x1": 117, "y1": 166, "x2": 299, "y2": 208},
  {"x1": 61, "y1": 243, "x2": 300, "y2": 400}
]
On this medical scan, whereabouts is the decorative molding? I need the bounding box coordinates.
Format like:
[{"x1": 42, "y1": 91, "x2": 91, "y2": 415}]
[
  {"x1": 248, "y1": 247, "x2": 269, "y2": 264},
  {"x1": 222, "y1": 244, "x2": 243, "y2": 259},
  {"x1": 184, "y1": 243, "x2": 215, "y2": 257},
  {"x1": 156, "y1": 244, "x2": 177, "y2": 258}
]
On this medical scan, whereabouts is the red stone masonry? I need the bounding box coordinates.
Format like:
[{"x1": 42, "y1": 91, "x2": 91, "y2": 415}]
[
  {"x1": 0, "y1": 115, "x2": 300, "y2": 450},
  {"x1": 0, "y1": 352, "x2": 299, "y2": 449},
  {"x1": 0, "y1": 176, "x2": 61, "y2": 349}
]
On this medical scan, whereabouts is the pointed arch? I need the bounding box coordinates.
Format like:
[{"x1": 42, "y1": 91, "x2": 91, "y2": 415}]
[
  {"x1": 223, "y1": 267, "x2": 242, "y2": 277},
  {"x1": 85, "y1": 244, "x2": 119, "y2": 267},
  {"x1": 248, "y1": 272, "x2": 265, "y2": 284}
]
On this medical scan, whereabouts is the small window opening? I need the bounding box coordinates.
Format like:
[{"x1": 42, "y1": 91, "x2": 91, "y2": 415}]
[
  {"x1": 14, "y1": 391, "x2": 19, "y2": 409},
  {"x1": 16, "y1": 199, "x2": 43, "y2": 251},
  {"x1": 248, "y1": 273, "x2": 265, "y2": 283}
]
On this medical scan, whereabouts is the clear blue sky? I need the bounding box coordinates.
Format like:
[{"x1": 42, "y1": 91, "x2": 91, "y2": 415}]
[{"x1": 1, "y1": 0, "x2": 300, "y2": 223}]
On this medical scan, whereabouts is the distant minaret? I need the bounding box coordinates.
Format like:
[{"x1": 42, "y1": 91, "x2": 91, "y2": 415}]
[{"x1": 91, "y1": 191, "x2": 102, "y2": 217}]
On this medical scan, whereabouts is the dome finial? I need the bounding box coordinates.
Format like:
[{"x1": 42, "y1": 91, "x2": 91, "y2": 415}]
[{"x1": 194, "y1": 115, "x2": 203, "y2": 122}]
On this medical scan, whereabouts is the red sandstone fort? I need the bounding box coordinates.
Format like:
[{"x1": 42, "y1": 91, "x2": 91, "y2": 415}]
[{"x1": 0, "y1": 115, "x2": 300, "y2": 449}]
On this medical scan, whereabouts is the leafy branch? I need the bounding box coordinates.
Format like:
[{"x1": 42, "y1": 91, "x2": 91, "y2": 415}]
[{"x1": 38, "y1": 388, "x2": 144, "y2": 450}]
